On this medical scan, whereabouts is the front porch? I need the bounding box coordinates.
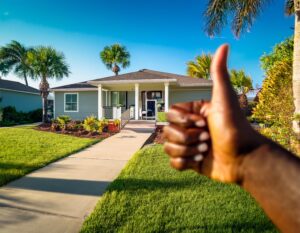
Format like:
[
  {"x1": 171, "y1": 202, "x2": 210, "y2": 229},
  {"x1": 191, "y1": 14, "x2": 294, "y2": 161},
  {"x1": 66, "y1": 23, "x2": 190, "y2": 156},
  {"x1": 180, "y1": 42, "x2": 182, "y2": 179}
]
[{"x1": 97, "y1": 82, "x2": 170, "y2": 121}]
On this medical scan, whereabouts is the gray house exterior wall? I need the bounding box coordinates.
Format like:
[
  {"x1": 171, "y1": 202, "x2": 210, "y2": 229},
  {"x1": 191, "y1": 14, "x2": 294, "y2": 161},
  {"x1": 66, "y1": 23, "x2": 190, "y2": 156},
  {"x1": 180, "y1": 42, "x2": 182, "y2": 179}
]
[
  {"x1": 0, "y1": 90, "x2": 42, "y2": 112},
  {"x1": 54, "y1": 91, "x2": 100, "y2": 120},
  {"x1": 169, "y1": 88, "x2": 211, "y2": 105},
  {"x1": 54, "y1": 88, "x2": 212, "y2": 120}
]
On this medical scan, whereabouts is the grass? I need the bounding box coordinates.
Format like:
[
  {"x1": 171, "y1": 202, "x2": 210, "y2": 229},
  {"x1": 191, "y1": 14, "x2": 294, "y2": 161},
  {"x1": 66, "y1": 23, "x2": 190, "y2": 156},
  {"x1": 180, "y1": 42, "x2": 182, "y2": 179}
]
[
  {"x1": 0, "y1": 127, "x2": 98, "y2": 186},
  {"x1": 157, "y1": 112, "x2": 167, "y2": 122},
  {"x1": 81, "y1": 144, "x2": 277, "y2": 233}
]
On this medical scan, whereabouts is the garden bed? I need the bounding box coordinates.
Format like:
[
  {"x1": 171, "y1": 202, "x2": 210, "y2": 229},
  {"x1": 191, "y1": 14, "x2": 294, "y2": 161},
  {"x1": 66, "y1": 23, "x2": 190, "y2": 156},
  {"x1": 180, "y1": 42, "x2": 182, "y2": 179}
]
[{"x1": 35, "y1": 115, "x2": 121, "y2": 139}]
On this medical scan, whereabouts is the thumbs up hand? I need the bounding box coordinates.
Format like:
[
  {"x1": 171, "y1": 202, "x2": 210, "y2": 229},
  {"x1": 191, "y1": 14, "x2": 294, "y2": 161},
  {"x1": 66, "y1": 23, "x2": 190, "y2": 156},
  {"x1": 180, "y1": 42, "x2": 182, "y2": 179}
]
[{"x1": 163, "y1": 45, "x2": 265, "y2": 183}]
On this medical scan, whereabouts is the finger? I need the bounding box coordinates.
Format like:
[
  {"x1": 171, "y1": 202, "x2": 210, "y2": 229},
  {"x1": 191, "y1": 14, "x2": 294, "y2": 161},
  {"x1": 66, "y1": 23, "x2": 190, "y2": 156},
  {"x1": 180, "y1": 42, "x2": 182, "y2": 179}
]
[
  {"x1": 211, "y1": 44, "x2": 240, "y2": 110},
  {"x1": 167, "y1": 107, "x2": 206, "y2": 128},
  {"x1": 163, "y1": 124, "x2": 209, "y2": 145},
  {"x1": 164, "y1": 141, "x2": 209, "y2": 157},
  {"x1": 172, "y1": 102, "x2": 193, "y2": 112},
  {"x1": 170, "y1": 155, "x2": 204, "y2": 171}
]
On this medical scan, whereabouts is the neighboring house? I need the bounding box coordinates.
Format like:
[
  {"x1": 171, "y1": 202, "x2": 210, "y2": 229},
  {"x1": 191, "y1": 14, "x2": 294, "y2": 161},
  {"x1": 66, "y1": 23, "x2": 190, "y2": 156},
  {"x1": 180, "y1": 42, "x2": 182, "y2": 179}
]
[
  {"x1": 51, "y1": 69, "x2": 212, "y2": 120},
  {"x1": 0, "y1": 79, "x2": 42, "y2": 112}
]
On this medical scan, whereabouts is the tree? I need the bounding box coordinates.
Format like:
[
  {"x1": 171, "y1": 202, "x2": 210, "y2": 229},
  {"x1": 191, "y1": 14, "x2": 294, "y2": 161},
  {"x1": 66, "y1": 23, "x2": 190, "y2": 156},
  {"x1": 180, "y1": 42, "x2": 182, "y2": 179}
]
[
  {"x1": 230, "y1": 69, "x2": 253, "y2": 111},
  {"x1": 0, "y1": 40, "x2": 33, "y2": 86},
  {"x1": 253, "y1": 38, "x2": 295, "y2": 149},
  {"x1": 186, "y1": 53, "x2": 212, "y2": 79},
  {"x1": 100, "y1": 44, "x2": 130, "y2": 76},
  {"x1": 27, "y1": 47, "x2": 70, "y2": 123},
  {"x1": 204, "y1": 0, "x2": 300, "y2": 134}
]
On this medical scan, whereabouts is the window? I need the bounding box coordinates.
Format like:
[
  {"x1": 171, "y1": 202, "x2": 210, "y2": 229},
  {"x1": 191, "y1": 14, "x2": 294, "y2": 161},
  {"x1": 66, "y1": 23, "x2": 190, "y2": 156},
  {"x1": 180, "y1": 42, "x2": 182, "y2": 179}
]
[
  {"x1": 146, "y1": 91, "x2": 162, "y2": 99},
  {"x1": 111, "y1": 91, "x2": 126, "y2": 107},
  {"x1": 64, "y1": 93, "x2": 78, "y2": 112}
]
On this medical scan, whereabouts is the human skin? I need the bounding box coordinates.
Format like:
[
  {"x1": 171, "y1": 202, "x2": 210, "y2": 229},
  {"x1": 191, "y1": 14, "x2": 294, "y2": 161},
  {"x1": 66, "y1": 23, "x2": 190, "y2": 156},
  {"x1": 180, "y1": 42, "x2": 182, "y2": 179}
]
[{"x1": 163, "y1": 45, "x2": 300, "y2": 233}]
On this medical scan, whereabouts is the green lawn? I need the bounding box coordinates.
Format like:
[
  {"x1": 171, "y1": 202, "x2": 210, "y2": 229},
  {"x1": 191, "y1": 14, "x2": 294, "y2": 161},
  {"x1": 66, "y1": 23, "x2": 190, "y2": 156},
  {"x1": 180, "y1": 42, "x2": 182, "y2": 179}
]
[
  {"x1": 81, "y1": 144, "x2": 277, "y2": 233},
  {"x1": 0, "y1": 127, "x2": 98, "y2": 186}
]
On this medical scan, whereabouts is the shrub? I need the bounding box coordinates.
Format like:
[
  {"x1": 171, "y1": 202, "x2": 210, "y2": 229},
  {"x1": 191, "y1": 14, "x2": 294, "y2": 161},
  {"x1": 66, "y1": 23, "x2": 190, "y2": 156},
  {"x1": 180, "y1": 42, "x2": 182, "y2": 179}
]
[
  {"x1": 56, "y1": 115, "x2": 71, "y2": 130},
  {"x1": 83, "y1": 115, "x2": 99, "y2": 132},
  {"x1": 66, "y1": 120, "x2": 82, "y2": 131},
  {"x1": 253, "y1": 37, "x2": 299, "y2": 152},
  {"x1": 114, "y1": 119, "x2": 121, "y2": 127},
  {"x1": 157, "y1": 112, "x2": 167, "y2": 122},
  {"x1": 27, "y1": 109, "x2": 42, "y2": 122}
]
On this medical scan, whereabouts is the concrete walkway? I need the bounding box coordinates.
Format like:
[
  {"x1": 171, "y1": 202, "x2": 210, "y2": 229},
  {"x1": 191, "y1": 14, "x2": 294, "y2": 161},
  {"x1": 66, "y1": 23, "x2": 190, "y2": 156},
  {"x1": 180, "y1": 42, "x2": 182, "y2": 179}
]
[{"x1": 0, "y1": 121, "x2": 155, "y2": 233}]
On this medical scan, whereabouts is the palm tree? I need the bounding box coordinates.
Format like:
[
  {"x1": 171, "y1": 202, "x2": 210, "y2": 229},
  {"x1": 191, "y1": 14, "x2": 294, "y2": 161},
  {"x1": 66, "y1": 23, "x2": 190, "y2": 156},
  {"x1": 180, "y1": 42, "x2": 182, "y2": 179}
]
[
  {"x1": 27, "y1": 47, "x2": 70, "y2": 123},
  {"x1": 0, "y1": 40, "x2": 33, "y2": 86},
  {"x1": 187, "y1": 53, "x2": 212, "y2": 79},
  {"x1": 230, "y1": 69, "x2": 253, "y2": 112},
  {"x1": 100, "y1": 44, "x2": 130, "y2": 76},
  {"x1": 204, "y1": 0, "x2": 300, "y2": 133}
]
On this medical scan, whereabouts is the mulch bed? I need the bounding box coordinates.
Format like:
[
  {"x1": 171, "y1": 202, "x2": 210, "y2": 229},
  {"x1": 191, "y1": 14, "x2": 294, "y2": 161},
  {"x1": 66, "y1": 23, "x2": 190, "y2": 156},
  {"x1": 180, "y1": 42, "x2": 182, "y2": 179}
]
[{"x1": 35, "y1": 123, "x2": 118, "y2": 139}]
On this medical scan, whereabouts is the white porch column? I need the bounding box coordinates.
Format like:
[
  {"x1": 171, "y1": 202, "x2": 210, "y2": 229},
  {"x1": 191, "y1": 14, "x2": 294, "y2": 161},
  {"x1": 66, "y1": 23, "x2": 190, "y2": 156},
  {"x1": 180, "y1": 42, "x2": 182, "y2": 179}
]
[
  {"x1": 135, "y1": 83, "x2": 139, "y2": 120},
  {"x1": 98, "y1": 85, "x2": 103, "y2": 119},
  {"x1": 164, "y1": 82, "x2": 169, "y2": 112}
]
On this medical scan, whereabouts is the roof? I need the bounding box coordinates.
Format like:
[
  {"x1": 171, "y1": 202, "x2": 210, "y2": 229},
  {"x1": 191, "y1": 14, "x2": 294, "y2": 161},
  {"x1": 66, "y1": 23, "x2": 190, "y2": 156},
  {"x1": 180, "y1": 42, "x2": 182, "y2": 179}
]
[
  {"x1": 51, "y1": 81, "x2": 96, "y2": 90},
  {"x1": 51, "y1": 69, "x2": 212, "y2": 91},
  {"x1": 0, "y1": 79, "x2": 40, "y2": 94}
]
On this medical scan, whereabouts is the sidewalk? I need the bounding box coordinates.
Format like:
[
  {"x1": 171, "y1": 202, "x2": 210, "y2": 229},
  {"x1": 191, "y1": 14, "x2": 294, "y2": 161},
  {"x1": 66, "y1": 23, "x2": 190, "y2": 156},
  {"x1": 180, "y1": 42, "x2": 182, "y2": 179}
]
[{"x1": 0, "y1": 121, "x2": 155, "y2": 233}]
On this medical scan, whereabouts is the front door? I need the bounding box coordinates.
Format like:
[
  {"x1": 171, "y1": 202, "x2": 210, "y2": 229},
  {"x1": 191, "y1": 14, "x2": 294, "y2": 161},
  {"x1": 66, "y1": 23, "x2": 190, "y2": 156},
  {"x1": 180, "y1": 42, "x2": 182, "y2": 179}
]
[{"x1": 146, "y1": 100, "x2": 156, "y2": 120}]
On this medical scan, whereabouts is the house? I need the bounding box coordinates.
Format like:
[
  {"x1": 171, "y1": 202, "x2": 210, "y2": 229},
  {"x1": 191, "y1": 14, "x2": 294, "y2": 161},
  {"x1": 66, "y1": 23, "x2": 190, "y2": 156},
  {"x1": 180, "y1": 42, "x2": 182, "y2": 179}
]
[
  {"x1": 51, "y1": 69, "x2": 212, "y2": 120},
  {"x1": 0, "y1": 79, "x2": 42, "y2": 112}
]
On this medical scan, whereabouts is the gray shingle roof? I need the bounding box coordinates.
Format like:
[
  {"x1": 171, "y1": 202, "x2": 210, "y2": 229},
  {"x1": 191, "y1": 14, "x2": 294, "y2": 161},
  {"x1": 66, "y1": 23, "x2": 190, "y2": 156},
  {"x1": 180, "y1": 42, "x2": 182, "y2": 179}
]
[
  {"x1": 51, "y1": 69, "x2": 212, "y2": 90},
  {"x1": 91, "y1": 69, "x2": 212, "y2": 87},
  {"x1": 0, "y1": 79, "x2": 40, "y2": 94},
  {"x1": 51, "y1": 81, "x2": 96, "y2": 90}
]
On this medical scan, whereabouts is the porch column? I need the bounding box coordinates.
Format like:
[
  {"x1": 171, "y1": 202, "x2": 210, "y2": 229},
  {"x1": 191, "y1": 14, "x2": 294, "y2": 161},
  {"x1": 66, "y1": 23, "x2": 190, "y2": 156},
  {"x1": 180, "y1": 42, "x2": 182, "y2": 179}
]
[
  {"x1": 164, "y1": 82, "x2": 169, "y2": 112},
  {"x1": 98, "y1": 85, "x2": 103, "y2": 119},
  {"x1": 135, "y1": 83, "x2": 139, "y2": 120}
]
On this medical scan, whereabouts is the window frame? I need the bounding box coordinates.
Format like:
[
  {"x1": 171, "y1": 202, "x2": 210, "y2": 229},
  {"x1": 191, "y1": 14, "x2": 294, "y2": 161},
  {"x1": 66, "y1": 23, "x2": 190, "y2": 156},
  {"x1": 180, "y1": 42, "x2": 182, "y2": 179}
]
[{"x1": 64, "y1": 93, "x2": 79, "y2": 112}]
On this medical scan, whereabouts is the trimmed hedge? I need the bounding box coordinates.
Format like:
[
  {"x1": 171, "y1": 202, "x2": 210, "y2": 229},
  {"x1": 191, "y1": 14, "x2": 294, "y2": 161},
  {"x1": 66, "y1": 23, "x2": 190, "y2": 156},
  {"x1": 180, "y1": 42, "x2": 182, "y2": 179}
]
[{"x1": 0, "y1": 106, "x2": 42, "y2": 126}]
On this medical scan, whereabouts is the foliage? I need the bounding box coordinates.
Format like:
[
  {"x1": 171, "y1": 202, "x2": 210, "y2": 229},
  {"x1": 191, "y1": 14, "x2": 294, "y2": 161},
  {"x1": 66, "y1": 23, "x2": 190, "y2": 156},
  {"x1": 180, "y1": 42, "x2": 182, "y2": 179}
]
[
  {"x1": 66, "y1": 120, "x2": 82, "y2": 131},
  {"x1": 113, "y1": 119, "x2": 121, "y2": 127},
  {"x1": 230, "y1": 69, "x2": 253, "y2": 94},
  {"x1": 56, "y1": 115, "x2": 71, "y2": 130},
  {"x1": 27, "y1": 46, "x2": 70, "y2": 123},
  {"x1": 186, "y1": 53, "x2": 212, "y2": 79},
  {"x1": 27, "y1": 47, "x2": 70, "y2": 81},
  {"x1": 157, "y1": 112, "x2": 167, "y2": 122},
  {"x1": 260, "y1": 37, "x2": 293, "y2": 72},
  {"x1": 0, "y1": 40, "x2": 34, "y2": 86},
  {"x1": 81, "y1": 144, "x2": 276, "y2": 232},
  {"x1": 0, "y1": 127, "x2": 96, "y2": 186},
  {"x1": 253, "y1": 37, "x2": 298, "y2": 151},
  {"x1": 100, "y1": 44, "x2": 130, "y2": 75},
  {"x1": 0, "y1": 106, "x2": 42, "y2": 126},
  {"x1": 83, "y1": 115, "x2": 99, "y2": 132},
  {"x1": 204, "y1": 0, "x2": 294, "y2": 38}
]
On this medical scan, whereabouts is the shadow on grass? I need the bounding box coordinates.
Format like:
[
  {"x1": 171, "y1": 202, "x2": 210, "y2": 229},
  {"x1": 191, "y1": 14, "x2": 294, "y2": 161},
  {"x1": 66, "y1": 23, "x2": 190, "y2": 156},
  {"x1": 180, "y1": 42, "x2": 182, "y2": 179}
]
[{"x1": 106, "y1": 177, "x2": 207, "y2": 192}]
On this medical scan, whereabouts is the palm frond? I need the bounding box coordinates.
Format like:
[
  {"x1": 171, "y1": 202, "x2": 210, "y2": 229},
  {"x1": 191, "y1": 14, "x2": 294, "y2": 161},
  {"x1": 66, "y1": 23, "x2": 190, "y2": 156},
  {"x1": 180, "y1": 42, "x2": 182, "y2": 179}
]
[
  {"x1": 186, "y1": 53, "x2": 212, "y2": 79},
  {"x1": 100, "y1": 44, "x2": 130, "y2": 74},
  {"x1": 285, "y1": 0, "x2": 294, "y2": 15},
  {"x1": 204, "y1": 0, "x2": 234, "y2": 37}
]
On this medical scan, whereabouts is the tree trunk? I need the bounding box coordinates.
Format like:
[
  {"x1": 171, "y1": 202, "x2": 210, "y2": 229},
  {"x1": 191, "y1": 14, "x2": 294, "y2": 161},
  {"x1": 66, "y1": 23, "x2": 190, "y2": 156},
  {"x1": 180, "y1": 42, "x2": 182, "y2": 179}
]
[
  {"x1": 24, "y1": 73, "x2": 28, "y2": 86},
  {"x1": 112, "y1": 64, "x2": 120, "y2": 76},
  {"x1": 293, "y1": 1, "x2": 300, "y2": 135},
  {"x1": 39, "y1": 78, "x2": 50, "y2": 123}
]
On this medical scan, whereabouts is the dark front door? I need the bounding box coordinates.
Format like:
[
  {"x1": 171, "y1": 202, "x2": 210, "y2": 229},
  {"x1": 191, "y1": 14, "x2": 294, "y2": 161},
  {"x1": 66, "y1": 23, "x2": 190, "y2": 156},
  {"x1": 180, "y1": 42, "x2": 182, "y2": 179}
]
[{"x1": 147, "y1": 100, "x2": 156, "y2": 119}]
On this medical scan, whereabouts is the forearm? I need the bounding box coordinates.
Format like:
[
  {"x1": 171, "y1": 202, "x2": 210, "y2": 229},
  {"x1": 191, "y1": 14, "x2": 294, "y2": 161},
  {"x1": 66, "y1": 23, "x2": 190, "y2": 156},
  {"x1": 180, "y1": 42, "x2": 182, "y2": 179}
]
[{"x1": 240, "y1": 138, "x2": 300, "y2": 233}]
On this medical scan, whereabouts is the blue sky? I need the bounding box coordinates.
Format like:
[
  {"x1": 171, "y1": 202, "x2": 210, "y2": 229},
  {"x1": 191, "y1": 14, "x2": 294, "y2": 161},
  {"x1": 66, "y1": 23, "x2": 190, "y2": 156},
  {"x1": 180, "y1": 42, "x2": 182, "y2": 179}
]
[{"x1": 0, "y1": 0, "x2": 294, "y2": 89}]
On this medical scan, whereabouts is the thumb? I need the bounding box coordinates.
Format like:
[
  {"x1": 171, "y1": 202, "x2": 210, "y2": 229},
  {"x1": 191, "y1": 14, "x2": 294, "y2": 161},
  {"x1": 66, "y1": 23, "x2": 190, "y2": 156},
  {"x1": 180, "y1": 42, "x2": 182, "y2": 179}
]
[{"x1": 210, "y1": 44, "x2": 239, "y2": 109}]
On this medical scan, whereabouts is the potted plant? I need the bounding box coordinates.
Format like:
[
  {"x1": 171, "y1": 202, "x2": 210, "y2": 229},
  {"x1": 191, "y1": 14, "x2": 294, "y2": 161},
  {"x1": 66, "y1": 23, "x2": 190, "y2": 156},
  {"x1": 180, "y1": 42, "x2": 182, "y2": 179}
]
[{"x1": 108, "y1": 119, "x2": 120, "y2": 133}]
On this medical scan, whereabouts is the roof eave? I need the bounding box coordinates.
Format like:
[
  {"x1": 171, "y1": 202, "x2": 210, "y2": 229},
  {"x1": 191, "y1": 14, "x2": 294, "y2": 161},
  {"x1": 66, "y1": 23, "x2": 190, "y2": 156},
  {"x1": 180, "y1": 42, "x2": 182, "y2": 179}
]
[{"x1": 88, "y1": 79, "x2": 178, "y2": 85}]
